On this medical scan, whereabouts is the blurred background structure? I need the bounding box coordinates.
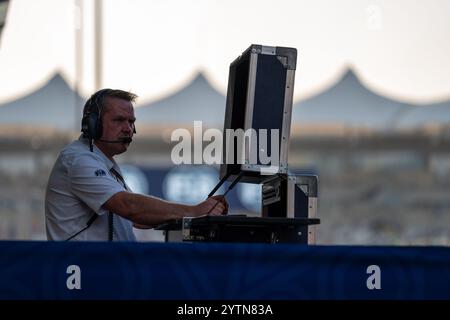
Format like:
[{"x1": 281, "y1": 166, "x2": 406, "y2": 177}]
[{"x1": 1, "y1": 0, "x2": 450, "y2": 245}]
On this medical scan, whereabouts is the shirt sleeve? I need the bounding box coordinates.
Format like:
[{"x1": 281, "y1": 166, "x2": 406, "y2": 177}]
[{"x1": 68, "y1": 154, "x2": 125, "y2": 214}]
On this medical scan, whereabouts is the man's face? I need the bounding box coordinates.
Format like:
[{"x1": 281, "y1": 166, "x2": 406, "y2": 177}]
[{"x1": 95, "y1": 97, "x2": 136, "y2": 159}]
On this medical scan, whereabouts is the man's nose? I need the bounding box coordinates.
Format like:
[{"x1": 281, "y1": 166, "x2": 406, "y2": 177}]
[{"x1": 123, "y1": 122, "x2": 133, "y2": 133}]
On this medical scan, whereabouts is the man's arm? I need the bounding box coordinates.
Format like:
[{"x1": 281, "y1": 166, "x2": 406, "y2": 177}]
[{"x1": 103, "y1": 191, "x2": 227, "y2": 227}]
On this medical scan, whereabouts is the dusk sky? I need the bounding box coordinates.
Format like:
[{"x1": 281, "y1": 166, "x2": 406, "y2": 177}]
[{"x1": 0, "y1": 0, "x2": 449, "y2": 105}]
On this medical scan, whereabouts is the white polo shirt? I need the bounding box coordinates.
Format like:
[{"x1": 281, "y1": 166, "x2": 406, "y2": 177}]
[{"x1": 45, "y1": 136, "x2": 136, "y2": 241}]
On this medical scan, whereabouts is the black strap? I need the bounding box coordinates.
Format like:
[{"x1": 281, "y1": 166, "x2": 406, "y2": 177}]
[
  {"x1": 110, "y1": 167, "x2": 127, "y2": 188},
  {"x1": 108, "y1": 167, "x2": 129, "y2": 242},
  {"x1": 65, "y1": 214, "x2": 98, "y2": 241},
  {"x1": 208, "y1": 170, "x2": 233, "y2": 198},
  {"x1": 206, "y1": 171, "x2": 244, "y2": 215}
]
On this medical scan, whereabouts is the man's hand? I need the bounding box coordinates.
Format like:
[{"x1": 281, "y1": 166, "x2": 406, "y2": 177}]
[{"x1": 195, "y1": 195, "x2": 229, "y2": 216}]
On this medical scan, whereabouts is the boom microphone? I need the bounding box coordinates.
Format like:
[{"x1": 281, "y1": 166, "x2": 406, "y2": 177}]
[{"x1": 98, "y1": 137, "x2": 132, "y2": 144}]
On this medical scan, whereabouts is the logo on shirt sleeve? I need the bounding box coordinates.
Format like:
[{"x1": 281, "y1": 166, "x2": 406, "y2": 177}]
[{"x1": 95, "y1": 169, "x2": 107, "y2": 177}]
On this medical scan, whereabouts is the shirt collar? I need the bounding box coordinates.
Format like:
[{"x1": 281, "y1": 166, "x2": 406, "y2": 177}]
[{"x1": 78, "y1": 134, "x2": 119, "y2": 172}]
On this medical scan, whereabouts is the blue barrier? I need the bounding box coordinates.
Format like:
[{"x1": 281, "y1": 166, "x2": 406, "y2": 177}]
[{"x1": 1, "y1": 241, "x2": 449, "y2": 300}]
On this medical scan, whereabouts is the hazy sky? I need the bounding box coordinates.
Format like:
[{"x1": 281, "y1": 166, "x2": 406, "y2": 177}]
[{"x1": 0, "y1": 0, "x2": 449, "y2": 105}]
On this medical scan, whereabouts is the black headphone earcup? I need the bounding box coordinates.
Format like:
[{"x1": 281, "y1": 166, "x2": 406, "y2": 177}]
[
  {"x1": 81, "y1": 113, "x2": 100, "y2": 140},
  {"x1": 95, "y1": 114, "x2": 102, "y2": 139}
]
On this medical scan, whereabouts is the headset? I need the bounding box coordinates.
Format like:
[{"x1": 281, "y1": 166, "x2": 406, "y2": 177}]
[{"x1": 81, "y1": 89, "x2": 136, "y2": 152}]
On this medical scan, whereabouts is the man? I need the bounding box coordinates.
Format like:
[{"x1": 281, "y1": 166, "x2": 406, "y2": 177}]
[{"x1": 45, "y1": 89, "x2": 228, "y2": 241}]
